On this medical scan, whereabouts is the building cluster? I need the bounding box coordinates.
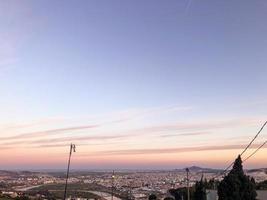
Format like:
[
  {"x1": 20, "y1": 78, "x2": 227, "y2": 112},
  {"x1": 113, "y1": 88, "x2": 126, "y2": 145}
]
[
  {"x1": 0, "y1": 169, "x2": 266, "y2": 200},
  {"x1": 78, "y1": 171, "x2": 222, "y2": 199}
]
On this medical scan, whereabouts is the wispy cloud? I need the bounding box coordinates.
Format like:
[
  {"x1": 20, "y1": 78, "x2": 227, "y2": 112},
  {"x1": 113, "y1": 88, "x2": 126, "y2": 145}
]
[
  {"x1": 35, "y1": 142, "x2": 119, "y2": 148},
  {"x1": 30, "y1": 134, "x2": 131, "y2": 145},
  {"x1": 126, "y1": 118, "x2": 260, "y2": 136},
  {"x1": 0, "y1": 124, "x2": 100, "y2": 141},
  {"x1": 160, "y1": 131, "x2": 211, "y2": 138},
  {"x1": 0, "y1": 131, "x2": 138, "y2": 149},
  {"x1": 83, "y1": 143, "x2": 267, "y2": 156},
  {"x1": 0, "y1": 117, "x2": 263, "y2": 149},
  {"x1": 0, "y1": 105, "x2": 191, "y2": 141}
]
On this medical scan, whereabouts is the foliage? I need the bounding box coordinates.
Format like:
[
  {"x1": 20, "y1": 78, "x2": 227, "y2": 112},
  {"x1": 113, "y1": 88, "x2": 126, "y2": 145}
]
[
  {"x1": 194, "y1": 177, "x2": 207, "y2": 200},
  {"x1": 164, "y1": 197, "x2": 174, "y2": 200},
  {"x1": 169, "y1": 187, "x2": 192, "y2": 200},
  {"x1": 256, "y1": 180, "x2": 267, "y2": 190},
  {"x1": 14, "y1": 197, "x2": 30, "y2": 200},
  {"x1": 217, "y1": 155, "x2": 257, "y2": 200},
  {"x1": 203, "y1": 178, "x2": 219, "y2": 190},
  {"x1": 148, "y1": 194, "x2": 157, "y2": 200}
]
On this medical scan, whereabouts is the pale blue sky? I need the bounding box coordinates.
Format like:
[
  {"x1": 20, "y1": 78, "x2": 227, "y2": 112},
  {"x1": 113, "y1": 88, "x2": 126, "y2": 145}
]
[{"x1": 0, "y1": 0, "x2": 266, "y2": 169}]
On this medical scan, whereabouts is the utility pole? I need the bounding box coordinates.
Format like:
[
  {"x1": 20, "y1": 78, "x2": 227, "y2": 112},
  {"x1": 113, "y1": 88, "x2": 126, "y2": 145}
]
[
  {"x1": 111, "y1": 170, "x2": 115, "y2": 200},
  {"x1": 63, "y1": 143, "x2": 76, "y2": 200},
  {"x1": 129, "y1": 182, "x2": 133, "y2": 200},
  {"x1": 186, "y1": 168, "x2": 190, "y2": 200}
]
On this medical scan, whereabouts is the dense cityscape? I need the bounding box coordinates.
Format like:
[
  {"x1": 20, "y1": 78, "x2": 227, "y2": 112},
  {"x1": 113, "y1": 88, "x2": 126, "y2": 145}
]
[{"x1": 0, "y1": 166, "x2": 267, "y2": 200}]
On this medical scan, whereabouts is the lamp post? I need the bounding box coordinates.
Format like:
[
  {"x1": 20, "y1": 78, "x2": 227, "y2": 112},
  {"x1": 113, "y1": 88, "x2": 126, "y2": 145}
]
[
  {"x1": 186, "y1": 168, "x2": 190, "y2": 200},
  {"x1": 63, "y1": 143, "x2": 76, "y2": 200}
]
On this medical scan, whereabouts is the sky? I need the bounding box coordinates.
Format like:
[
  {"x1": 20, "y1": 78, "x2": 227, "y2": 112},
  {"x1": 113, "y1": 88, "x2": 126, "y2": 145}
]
[{"x1": 0, "y1": 0, "x2": 267, "y2": 170}]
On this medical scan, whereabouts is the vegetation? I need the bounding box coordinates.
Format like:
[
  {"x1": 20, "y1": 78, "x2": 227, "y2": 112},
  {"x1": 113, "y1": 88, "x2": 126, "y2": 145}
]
[
  {"x1": 28, "y1": 182, "x2": 133, "y2": 199},
  {"x1": 148, "y1": 194, "x2": 157, "y2": 200},
  {"x1": 28, "y1": 183, "x2": 102, "y2": 199},
  {"x1": 14, "y1": 197, "x2": 30, "y2": 200},
  {"x1": 203, "y1": 178, "x2": 220, "y2": 190},
  {"x1": 169, "y1": 187, "x2": 193, "y2": 200},
  {"x1": 194, "y1": 177, "x2": 207, "y2": 200},
  {"x1": 256, "y1": 180, "x2": 267, "y2": 190},
  {"x1": 0, "y1": 196, "x2": 30, "y2": 200},
  {"x1": 164, "y1": 197, "x2": 174, "y2": 200},
  {"x1": 217, "y1": 155, "x2": 257, "y2": 200}
]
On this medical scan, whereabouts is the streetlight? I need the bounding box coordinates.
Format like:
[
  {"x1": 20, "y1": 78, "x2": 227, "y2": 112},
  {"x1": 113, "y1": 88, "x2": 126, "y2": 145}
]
[
  {"x1": 63, "y1": 143, "x2": 76, "y2": 200},
  {"x1": 186, "y1": 168, "x2": 190, "y2": 200}
]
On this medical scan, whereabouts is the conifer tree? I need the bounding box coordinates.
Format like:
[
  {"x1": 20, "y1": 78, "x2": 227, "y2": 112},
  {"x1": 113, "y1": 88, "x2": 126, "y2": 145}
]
[
  {"x1": 194, "y1": 176, "x2": 207, "y2": 200},
  {"x1": 149, "y1": 194, "x2": 157, "y2": 200},
  {"x1": 217, "y1": 155, "x2": 257, "y2": 200}
]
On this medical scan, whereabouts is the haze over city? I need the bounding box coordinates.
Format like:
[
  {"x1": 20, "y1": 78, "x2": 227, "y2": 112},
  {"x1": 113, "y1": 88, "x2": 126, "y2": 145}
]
[{"x1": 0, "y1": 0, "x2": 267, "y2": 170}]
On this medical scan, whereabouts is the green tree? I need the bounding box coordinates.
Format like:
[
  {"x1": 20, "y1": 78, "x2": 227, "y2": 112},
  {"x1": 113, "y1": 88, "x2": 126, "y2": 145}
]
[
  {"x1": 148, "y1": 194, "x2": 157, "y2": 200},
  {"x1": 169, "y1": 188, "x2": 191, "y2": 200},
  {"x1": 194, "y1": 177, "x2": 207, "y2": 200},
  {"x1": 203, "y1": 178, "x2": 219, "y2": 190},
  {"x1": 14, "y1": 196, "x2": 30, "y2": 200},
  {"x1": 164, "y1": 197, "x2": 174, "y2": 200},
  {"x1": 217, "y1": 155, "x2": 257, "y2": 200},
  {"x1": 256, "y1": 180, "x2": 267, "y2": 190}
]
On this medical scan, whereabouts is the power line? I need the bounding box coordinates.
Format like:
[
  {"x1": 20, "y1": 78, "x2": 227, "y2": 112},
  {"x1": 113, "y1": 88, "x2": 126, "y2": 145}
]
[
  {"x1": 212, "y1": 121, "x2": 267, "y2": 179},
  {"x1": 240, "y1": 121, "x2": 267, "y2": 156},
  {"x1": 212, "y1": 161, "x2": 234, "y2": 180},
  {"x1": 243, "y1": 140, "x2": 267, "y2": 163}
]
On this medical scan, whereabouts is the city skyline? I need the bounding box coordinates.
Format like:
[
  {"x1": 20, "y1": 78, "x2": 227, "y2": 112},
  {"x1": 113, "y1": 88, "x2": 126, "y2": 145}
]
[{"x1": 0, "y1": 0, "x2": 267, "y2": 170}]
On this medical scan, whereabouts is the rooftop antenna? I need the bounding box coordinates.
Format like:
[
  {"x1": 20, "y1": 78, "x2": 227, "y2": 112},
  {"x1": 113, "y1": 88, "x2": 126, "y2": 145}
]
[{"x1": 63, "y1": 143, "x2": 76, "y2": 200}]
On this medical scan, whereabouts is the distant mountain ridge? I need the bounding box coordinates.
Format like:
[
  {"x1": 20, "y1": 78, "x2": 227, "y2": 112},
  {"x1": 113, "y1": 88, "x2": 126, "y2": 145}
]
[
  {"x1": 174, "y1": 166, "x2": 267, "y2": 174},
  {"x1": 246, "y1": 168, "x2": 267, "y2": 174},
  {"x1": 0, "y1": 167, "x2": 266, "y2": 174},
  {"x1": 176, "y1": 166, "x2": 223, "y2": 173}
]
